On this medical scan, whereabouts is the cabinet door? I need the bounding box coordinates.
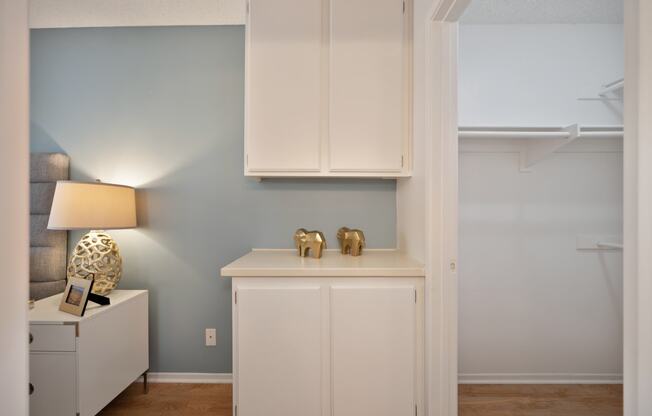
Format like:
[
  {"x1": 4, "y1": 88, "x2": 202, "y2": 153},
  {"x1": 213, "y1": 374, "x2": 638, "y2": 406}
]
[
  {"x1": 30, "y1": 352, "x2": 77, "y2": 416},
  {"x1": 236, "y1": 287, "x2": 322, "y2": 416},
  {"x1": 329, "y1": 0, "x2": 406, "y2": 173},
  {"x1": 246, "y1": 0, "x2": 323, "y2": 173},
  {"x1": 331, "y1": 286, "x2": 416, "y2": 416}
]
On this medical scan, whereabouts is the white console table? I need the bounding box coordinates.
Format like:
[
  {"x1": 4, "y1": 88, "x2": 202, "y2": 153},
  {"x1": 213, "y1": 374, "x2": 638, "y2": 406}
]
[{"x1": 29, "y1": 290, "x2": 149, "y2": 416}]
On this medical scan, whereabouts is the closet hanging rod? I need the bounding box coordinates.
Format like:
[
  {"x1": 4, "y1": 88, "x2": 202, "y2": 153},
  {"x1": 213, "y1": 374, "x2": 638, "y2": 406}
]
[
  {"x1": 459, "y1": 130, "x2": 570, "y2": 140},
  {"x1": 458, "y1": 126, "x2": 623, "y2": 140},
  {"x1": 580, "y1": 131, "x2": 624, "y2": 138}
]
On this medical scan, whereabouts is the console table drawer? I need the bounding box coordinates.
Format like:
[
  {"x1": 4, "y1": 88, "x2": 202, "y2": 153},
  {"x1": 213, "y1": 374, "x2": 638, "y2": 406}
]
[{"x1": 29, "y1": 324, "x2": 76, "y2": 352}]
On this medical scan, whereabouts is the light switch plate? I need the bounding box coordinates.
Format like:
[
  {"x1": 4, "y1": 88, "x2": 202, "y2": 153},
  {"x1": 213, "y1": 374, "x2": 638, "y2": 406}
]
[{"x1": 205, "y1": 328, "x2": 217, "y2": 346}]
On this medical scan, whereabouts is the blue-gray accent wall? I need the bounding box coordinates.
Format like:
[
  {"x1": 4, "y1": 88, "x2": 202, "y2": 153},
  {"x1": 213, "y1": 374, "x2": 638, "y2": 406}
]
[{"x1": 30, "y1": 26, "x2": 396, "y2": 373}]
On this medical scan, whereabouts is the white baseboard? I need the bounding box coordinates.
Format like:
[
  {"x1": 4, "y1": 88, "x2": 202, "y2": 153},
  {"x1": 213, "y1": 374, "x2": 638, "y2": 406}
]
[
  {"x1": 137, "y1": 372, "x2": 233, "y2": 384},
  {"x1": 137, "y1": 372, "x2": 622, "y2": 385},
  {"x1": 459, "y1": 373, "x2": 623, "y2": 384}
]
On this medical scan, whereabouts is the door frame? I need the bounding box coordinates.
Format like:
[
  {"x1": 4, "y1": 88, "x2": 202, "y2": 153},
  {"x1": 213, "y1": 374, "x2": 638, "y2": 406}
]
[
  {"x1": 623, "y1": 1, "x2": 652, "y2": 415},
  {"x1": 423, "y1": 0, "x2": 650, "y2": 415},
  {"x1": 423, "y1": 1, "x2": 468, "y2": 415},
  {"x1": 0, "y1": 0, "x2": 30, "y2": 415}
]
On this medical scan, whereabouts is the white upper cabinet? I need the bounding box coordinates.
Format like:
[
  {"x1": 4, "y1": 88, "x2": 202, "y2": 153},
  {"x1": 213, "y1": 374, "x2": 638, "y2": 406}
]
[
  {"x1": 329, "y1": 0, "x2": 407, "y2": 174},
  {"x1": 245, "y1": 0, "x2": 411, "y2": 177},
  {"x1": 245, "y1": 0, "x2": 323, "y2": 173}
]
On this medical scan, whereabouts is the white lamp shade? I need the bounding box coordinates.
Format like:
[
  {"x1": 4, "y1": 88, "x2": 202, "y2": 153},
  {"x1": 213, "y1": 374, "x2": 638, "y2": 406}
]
[{"x1": 48, "y1": 181, "x2": 137, "y2": 230}]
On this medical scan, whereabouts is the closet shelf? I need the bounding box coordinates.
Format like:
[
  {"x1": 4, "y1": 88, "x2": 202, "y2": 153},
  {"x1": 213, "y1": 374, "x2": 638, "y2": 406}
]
[
  {"x1": 600, "y1": 78, "x2": 624, "y2": 96},
  {"x1": 459, "y1": 125, "x2": 623, "y2": 171},
  {"x1": 597, "y1": 242, "x2": 623, "y2": 250},
  {"x1": 577, "y1": 235, "x2": 623, "y2": 251}
]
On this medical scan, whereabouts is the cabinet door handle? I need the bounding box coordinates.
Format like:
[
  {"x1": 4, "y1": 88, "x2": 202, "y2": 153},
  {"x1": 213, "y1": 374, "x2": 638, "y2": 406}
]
[
  {"x1": 29, "y1": 333, "x2": 33, "y2": 344},
  {"x1": 29, "y1": 383, "x2": 34, "y2": 395}
]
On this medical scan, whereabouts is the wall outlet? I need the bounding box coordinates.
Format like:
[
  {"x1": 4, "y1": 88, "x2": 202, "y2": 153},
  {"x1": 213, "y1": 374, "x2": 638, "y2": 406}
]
[{"x1": 205, "y1": 328, "x2": 217, "y2": 346}]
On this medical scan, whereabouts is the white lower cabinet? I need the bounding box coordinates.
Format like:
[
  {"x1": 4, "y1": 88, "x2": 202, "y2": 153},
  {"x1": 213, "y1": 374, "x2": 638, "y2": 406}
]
[
  {"x1": 232, "y1": 278, "x2": 424, "y2": 416},
  {"x1": 331, "y1": 287, "x2": 416, "y2": 416},
  {"x1": 236, "y1": 287, "x2": 322, "y2": 416}
]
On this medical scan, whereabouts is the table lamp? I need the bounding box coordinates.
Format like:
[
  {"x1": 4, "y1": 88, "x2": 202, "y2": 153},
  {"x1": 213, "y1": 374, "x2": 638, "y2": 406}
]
[{"x1": 48, "y1": 180, "x2": 137, "y2": 295}]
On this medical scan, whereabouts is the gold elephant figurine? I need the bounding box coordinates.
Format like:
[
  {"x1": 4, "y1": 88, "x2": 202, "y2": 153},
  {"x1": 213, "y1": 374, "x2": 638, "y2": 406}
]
[
  {"x1": 337, "y1": 227, "x2": 366, "y2": 256},
  {"x1": 293, "y1": 228, "x2": 327, "y2": 259}
]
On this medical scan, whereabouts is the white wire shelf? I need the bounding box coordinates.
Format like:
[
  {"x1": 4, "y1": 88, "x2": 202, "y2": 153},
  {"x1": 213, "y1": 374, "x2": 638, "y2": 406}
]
[
  {"x1": 577, "y1": 235, "x2": 623, "y2": 251},
  {"x1": 458, "y1": 125, "x2": 623, "y2": 170}
]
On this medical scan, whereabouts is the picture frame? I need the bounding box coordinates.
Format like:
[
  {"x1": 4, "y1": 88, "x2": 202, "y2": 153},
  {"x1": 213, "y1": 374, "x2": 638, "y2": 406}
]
[{"x1": 59, "y1": 277, "x2": 94, "y2": 316}]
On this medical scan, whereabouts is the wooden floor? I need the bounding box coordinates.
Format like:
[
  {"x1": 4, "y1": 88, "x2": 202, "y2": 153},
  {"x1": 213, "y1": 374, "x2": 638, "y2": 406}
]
[
  {"x1": 459, "y1": 384, "x2": 622, "y2": 416},
  {"x1": 99, "y1": 383, "x2": 622, "y2": 416},
  {"x1": 99, "y1": 383, "x2": 232, "y2": 416}
]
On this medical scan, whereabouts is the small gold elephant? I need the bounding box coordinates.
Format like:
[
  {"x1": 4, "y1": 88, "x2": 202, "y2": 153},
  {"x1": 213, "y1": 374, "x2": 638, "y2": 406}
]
[
  {"x1": 293, "y1": 228, "x2": 327, "y2": 259},
  {"x1": 337, "y1": 227, "x2": 366, "y2": 256}
]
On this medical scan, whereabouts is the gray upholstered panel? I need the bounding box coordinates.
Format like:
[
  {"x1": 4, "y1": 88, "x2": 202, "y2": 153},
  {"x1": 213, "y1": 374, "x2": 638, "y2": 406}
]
[
  {"x1": 30, "y1": 183, "x2": 57, "y2": 214},
  {"x1": 30, "y1": 281, "x2": 67, "y2": 301},
  {"x1": 30, "y1": 153, "x2": 70, "y2": 182},
  {"x1": 30, "y1": 215, "x2": 66, "y2": 247},
  {"x1": 30, "y1": 153, "x2": 70, "y2": 300},
  {"x1": 30, "y1": 246, "x2": 67, "y2": 282}
]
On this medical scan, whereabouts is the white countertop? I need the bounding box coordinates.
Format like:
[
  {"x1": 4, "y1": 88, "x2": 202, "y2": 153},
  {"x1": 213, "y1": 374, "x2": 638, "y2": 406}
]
[
  {"x1": 220, "y1": 249, "x2": 425, "y2": 277},
  {"x1": 29, "y1": 290, "x2": 148, "y2": 324}
]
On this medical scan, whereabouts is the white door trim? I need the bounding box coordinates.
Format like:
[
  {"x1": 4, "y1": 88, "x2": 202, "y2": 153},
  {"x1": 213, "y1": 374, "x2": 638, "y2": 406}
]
[
  {"x1": 624, "y1": 1, "x2": 652, "y2": 415},
  {"x1": 423, "y1": 1, "x2": 469, "y2": 415},
  {"x1": 0, "y1": 0, "x2": 30, "y2": 414}
]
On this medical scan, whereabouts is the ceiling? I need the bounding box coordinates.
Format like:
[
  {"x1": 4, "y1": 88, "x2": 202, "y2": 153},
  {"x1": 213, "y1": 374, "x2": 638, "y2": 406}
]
[{"x1": 460, "y1": 0, "x2": 623, "y2": 24}]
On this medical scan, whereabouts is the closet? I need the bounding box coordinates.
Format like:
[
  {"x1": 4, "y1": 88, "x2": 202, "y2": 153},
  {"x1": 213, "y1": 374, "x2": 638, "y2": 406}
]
[{"x1": 457, "y1": 1, "x2": 624, "y2": 409}]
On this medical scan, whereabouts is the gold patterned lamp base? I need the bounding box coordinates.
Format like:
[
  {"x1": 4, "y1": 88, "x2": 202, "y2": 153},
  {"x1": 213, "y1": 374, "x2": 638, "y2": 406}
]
[{"x1": 67, "y1": 230, "x2": 122, "y2": 295}]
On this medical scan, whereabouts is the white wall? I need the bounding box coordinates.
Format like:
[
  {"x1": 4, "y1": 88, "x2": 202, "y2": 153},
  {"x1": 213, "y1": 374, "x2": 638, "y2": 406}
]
[
  {"x1": 459, "y1": 24, "x2": 624, "y2": 127},
  {"x1": 459, "y1": 139, "x2": 623, "y2": 381},
  {"x1": 458, "y1": 24, "x2": 624, "y2": 382},
  {"x1": 0, "y1": 0, "x2": 30, "y2": 413},
  {"x1": 397, "y1": 0, "x2": 428, "y2": 262}
]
